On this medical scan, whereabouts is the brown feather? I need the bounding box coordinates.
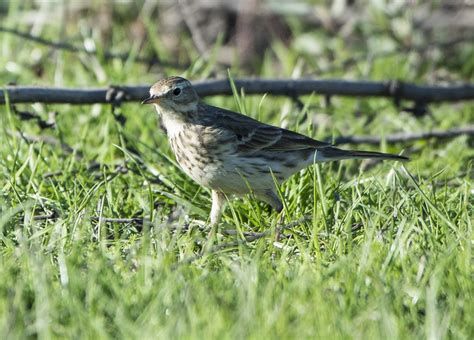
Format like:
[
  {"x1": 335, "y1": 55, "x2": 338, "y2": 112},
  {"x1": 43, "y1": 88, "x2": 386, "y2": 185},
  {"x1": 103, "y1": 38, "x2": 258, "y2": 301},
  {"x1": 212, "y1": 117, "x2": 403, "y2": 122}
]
[{"x1": 198, "y1": 104, "x2": 331, "y2": 153}]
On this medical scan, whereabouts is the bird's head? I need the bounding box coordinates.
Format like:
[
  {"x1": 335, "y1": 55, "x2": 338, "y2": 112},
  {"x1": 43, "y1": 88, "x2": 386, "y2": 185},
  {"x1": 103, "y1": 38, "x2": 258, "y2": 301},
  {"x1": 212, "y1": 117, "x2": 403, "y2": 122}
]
[{"x1": 142, "y1": 76, "x2": 199, "y2": 113}]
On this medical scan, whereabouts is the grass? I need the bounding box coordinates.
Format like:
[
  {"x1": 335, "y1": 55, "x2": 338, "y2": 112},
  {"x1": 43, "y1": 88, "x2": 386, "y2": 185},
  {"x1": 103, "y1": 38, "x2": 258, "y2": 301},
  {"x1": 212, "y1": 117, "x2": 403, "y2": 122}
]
[{"x1": 1, "y1": 2, "x2": 473, "y2": 339}]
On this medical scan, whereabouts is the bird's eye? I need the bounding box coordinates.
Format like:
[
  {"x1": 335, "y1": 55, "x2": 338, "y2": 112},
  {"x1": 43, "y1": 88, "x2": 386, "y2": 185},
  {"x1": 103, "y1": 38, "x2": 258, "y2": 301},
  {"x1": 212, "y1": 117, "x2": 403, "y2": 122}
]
[{"x1": 173, "y1": 88, "x2": 181, "y2": 96}]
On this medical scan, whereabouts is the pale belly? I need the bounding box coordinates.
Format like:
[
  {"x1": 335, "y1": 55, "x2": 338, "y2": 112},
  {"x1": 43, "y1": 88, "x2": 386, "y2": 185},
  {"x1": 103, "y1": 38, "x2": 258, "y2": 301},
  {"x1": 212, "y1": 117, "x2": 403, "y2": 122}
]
[
  {"x1": 171, "y1": 135, "x2": 313, "y2": 195},
  {"x1": 170, "y1": 138, "x2": 255, "y2": 194},
  {"x1": 164, "y1": 116, "x2": 319, "y2": 195}
]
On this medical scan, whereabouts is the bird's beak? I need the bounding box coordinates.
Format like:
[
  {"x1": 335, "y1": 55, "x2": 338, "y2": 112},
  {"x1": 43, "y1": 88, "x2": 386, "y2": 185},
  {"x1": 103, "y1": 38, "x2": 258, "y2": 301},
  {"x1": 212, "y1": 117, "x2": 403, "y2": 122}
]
[{"x1": 141, "y1": 95, "x2": 160, "y2": 104}]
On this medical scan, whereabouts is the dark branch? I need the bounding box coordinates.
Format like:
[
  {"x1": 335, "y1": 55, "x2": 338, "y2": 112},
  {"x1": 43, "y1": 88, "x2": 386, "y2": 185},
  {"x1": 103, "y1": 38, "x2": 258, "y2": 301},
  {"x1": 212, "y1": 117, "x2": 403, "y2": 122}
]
[
  {"x1": 174, "y1": 215, "x2": 313, "y2": 267},
  {"x1": 91, "y1": 217, "x2": 144, "y2": 225},
  {"x1": 8, "y1": 130, "x2": 77, "y2": 155},
  {"x1": 90, "y1": 215, "x2": 313, "y2": 243},
  {"x1": 33, "y1": 211, "x2": 58, "y2": 221},
  {"x1": 332, "y1": 125, "x2": 474, "y2": 145},
  {"x1": 2, "y1": 78, "x2": 474, "y2": 105},
  {"x1": 9, "y1": 124, "x2": 472, "y2": 164},
  {"x1": 12, "y1": 106, "x2": 57, "y2": 129}
]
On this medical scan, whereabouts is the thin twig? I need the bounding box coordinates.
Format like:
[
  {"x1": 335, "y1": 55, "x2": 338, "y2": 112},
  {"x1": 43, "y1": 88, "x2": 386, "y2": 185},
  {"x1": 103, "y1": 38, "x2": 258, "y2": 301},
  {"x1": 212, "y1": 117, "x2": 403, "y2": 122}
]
[
  {"x1": 32, "y1": 211, "x2": 58, "y2": 221},
  {"x1": 12, "y1": 106, "x2": 57, "y2": 129},
  {"x1": 331, "y1": 125, "x2": 474, "y2": 145},
  {"x1": 91, "y1": 217, "x2": 144, "y2": 225},
  {"x1": 7, "y1": 130, "x2": 78, "y2": 155},
  {"x1": 91, "y1": 215, "x2": 313, "y2": 242},
  {"x1": 2, "y1": 78, "x2": 474, "y2": 105},
  {"x1": 0, "y1": 26, "x2": 187, "y2": 69},
  {"x1": 174, "y1": 215, "x2": 313, "y2": 267},
  {"x1": 8, "y1": 124, "x2": 473, "y2": 164}
]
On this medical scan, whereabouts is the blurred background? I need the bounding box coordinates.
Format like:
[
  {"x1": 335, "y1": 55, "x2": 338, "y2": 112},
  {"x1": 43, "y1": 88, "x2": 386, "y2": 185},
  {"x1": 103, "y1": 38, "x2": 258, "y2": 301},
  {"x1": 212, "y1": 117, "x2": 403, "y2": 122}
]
[{"x1": 1, "y1": 0, "x2": 473, "y2": 85}]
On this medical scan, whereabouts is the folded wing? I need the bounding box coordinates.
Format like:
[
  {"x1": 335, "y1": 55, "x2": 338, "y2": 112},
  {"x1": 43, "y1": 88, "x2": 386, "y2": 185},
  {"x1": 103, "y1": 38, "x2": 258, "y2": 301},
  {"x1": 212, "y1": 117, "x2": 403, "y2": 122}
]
[{"x1": 200, "y1": 104, "x2": 331, "y2": 154}]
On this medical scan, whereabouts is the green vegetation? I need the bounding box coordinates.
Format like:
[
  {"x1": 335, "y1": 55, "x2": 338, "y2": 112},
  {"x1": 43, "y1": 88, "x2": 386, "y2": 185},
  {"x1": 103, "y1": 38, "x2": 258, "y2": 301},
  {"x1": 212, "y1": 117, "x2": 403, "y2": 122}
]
[{"x1": 0, "y1": 1, "x2": 473, "y2": 339}]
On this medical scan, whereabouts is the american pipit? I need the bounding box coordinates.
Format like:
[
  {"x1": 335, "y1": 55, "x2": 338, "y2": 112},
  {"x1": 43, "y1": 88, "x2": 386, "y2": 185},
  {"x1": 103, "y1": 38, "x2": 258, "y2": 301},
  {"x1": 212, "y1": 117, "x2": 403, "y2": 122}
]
[{"x1": 142, "y1": 76, "x2": 408, "y2": 225}]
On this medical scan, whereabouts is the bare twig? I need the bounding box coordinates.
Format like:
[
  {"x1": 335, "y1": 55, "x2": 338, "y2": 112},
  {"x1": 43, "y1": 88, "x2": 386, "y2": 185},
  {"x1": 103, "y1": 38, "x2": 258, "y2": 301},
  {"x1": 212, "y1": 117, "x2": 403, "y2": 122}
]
[
  {"x1": 2, "y1": 78, "x2": 474, "y2": 105},
  {"x1": 8, "y1": 124, "x2": 472, "y2": 166},
  {"x1": 7, "y1": 130, "x2": 78, "y2": 155},
  {"x1": 331, "y1": 125, "x2": 474, "y2": 145},
  {"x1": 0, "y1": 26, "x2": 186, "y2": 69},
  {"x1": 91, "y1": 214, "x2": 313, "y2": 242},
  {"x1": 243, "y1": 215, "x2": 313, "y2": 241},
  {"x1": 174, "y1": 215, "x2": 313, "y2": 267},
  {"x1": 91, "y1": 216, "x2": 144, "y2": 225},
  {"x1": 32, "y1": 211, "x2": 58, "y2": 221},
  {"x1": 12, "y1": 106, "x2": 57, "y2": 129}
]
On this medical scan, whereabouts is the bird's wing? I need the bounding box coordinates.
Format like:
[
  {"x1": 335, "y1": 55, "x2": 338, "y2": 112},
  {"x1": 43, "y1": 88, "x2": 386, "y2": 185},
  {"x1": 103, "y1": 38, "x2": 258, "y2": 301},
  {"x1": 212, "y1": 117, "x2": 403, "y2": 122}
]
[{"x1": 200, "y1": 104, "x2": 331, "y2": 153}]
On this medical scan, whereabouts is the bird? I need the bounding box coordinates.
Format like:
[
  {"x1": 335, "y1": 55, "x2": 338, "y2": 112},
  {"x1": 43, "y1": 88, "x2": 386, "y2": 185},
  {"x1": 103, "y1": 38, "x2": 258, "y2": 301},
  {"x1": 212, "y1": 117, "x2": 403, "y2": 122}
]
[{"x1": 142, "y1": 76, "x2": 408, "y2": 226}]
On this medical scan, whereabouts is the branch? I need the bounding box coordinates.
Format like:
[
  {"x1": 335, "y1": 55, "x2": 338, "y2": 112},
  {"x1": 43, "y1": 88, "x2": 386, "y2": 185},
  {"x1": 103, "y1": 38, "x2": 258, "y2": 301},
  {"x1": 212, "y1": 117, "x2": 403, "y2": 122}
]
[
  {"x1": 12, "y1": 106, "x2": 57, "y2": 129},
  {"x1": 9, "y1": 123, "x2": 472, "y2": 163},
  {"x1": 332, "y1": 125, "x2": 474, "y2": 145},
  {"x1": 175, "y1": 216, "x2": 363, "y2": 266},
  {"x1": 8, "y1": 130, "x2": 78, "y2": 155},
  {"x1": 90, "y1": 215, "x2": 315, "y2": 243},
  {"x1": 0, "y1": 26, "x2": 186, "y2": 69},
  {"x1": 91, "y1": 216, "x2": 144, "y2": 225},
  {"x1": 2, "y1": 78, "x2": 474, "y2": 105},
  {"x1": 174, "y1": 215, "x2": 313, "y2": 267}
]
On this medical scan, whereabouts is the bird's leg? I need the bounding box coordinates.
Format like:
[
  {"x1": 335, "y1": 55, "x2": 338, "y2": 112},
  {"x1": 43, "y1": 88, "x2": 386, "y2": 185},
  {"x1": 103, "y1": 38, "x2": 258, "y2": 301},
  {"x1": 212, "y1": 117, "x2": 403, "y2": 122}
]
[
  {"x1": 258, "y1": 190, "x2": 285, "y2": 241},
  {"x1": 207, "y1": 190, "x2": 227, "y2": 244},
  {"x1": 210, "y1": 190, "x2": 227, "y2": 225}
]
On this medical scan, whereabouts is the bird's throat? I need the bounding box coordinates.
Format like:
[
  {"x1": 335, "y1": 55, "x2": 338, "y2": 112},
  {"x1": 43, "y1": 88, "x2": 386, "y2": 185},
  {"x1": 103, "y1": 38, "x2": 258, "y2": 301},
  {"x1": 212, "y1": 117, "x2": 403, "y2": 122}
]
[{"x1": 159, "y1": 110, "x2": 189, "y2": 138}]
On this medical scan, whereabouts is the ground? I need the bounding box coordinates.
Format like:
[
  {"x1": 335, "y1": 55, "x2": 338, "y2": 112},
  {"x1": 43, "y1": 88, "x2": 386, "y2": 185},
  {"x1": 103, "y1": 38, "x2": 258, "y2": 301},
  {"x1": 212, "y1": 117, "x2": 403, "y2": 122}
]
[{"x1": 0, "y1": 2, "x2": 473, "y2": 338}]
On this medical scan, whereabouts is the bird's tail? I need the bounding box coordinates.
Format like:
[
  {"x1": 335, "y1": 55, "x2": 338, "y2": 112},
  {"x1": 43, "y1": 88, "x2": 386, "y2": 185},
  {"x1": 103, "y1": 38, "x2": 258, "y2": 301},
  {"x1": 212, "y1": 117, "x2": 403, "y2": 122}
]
[{"x1": 317, "y1": 147, "x2": 409, "y2": 162}]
